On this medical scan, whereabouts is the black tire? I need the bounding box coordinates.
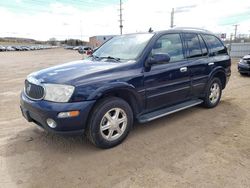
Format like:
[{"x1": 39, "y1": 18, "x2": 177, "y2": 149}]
[
  {"x1": 203, "y1": 77, "x2": 222, "y2": 108},
  {"x1": 87, "y1": 97, "x2": 133, "y2": 149},
  {"x1": 240, "y1": 72, "x2": 248, "y2": 76}
]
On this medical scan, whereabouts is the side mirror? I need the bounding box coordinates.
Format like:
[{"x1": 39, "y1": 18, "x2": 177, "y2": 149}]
[{"x1": 147, "y1": 53, "x2": 170, "y2": 66}]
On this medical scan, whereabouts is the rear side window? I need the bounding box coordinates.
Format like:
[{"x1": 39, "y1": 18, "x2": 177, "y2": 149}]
[
  {"x1": 202, "y1": 34, "x2": 226, "y2": 54},
  {"x1": 183, "y1": 33, "x2": 203, "y2": 58},
  {"x1": 151, "y1": 34, "x2": 184, "y2": 63},
  {"x1": 198, "y1": 35, "x2": 208, "y2": 56}
]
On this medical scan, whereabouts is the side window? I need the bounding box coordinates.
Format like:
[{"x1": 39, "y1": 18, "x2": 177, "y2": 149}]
[
  {"x1": 202, "y1": 34, "x2": 226, "y2": 54},
  {"x1": 183, "y1": 33, "x2": 203, "y2": 58},
  {"x1": 151, "y1": 34, "x2": 184, "y2": 63},
  {"x1": 198, "y1": 35, "x2": 208, "y2": 56}
]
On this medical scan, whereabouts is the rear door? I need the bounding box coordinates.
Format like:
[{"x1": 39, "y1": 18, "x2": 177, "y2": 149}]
[
  {"x1": 202, "y1": 34, "x2": 230, "y2": 78},
  {"x1": 144, "y1": 33, "x2": 191, "y2": 111},
  {"x1": 182, "y1": 33, "x2": 212, "y2": 97}
]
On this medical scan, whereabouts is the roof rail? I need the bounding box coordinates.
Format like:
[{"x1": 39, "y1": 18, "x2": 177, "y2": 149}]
[{"x1": 171, "y1": 27, "x2": 212, "y2": 33}]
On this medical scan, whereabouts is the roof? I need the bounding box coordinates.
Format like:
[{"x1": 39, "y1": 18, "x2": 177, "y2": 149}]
[
  {"x1": 155, "y1": 27, "x2": 213, "y2": 35},
  {"x1": 116, "y1": 27, "x2": 214, "y2": 37}
]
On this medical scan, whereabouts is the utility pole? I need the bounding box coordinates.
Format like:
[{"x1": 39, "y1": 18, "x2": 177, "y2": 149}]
[
  {"x1": 119, "y1": 0, "x2": 123, "y2": 35},
  {"x1": 233, "y1": 24, "x2": 238, "y2": 42},
  {"x1": 80, "y1": 20, "x2": 83, "y2": 42},
  {"x1": 229, "y1": 33, "x2": 233, "y2": 54},
  {"x1": 170, "y1": 8, "x2": 174, "y2": 28}
]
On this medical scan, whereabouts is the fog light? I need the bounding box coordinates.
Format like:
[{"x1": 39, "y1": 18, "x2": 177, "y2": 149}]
[
  {"x1": 58, "y1": 111, "x2": 80, "y2": 118},
  {"x1": 46, "y1": 118, "x2": 57, "y2": 128}
]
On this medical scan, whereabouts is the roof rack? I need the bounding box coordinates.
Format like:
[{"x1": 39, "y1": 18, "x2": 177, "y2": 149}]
[{"x1": 171, "y1": 27, "x2": 212, "y2": 33}]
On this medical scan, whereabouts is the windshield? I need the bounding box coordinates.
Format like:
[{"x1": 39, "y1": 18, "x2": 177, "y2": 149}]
[{"x1": 92, "y1": 33, "x2": 154, "y2": 61}]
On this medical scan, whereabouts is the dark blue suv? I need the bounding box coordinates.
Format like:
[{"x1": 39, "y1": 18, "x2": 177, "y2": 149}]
[{"x1": 20, "y1": 28, "x2": 231, "y2": 148}]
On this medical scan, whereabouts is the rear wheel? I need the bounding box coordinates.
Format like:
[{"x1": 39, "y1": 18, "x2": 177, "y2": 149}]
[
  {"x1": 203, "y1": 77, "x2": 222, "y2": 108},
  {"x1": 87, "y1": 97, "x2": 133, "y2": 149}
]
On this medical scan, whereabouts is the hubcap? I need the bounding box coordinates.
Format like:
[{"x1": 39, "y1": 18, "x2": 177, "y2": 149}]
[
  {"x1": 209, "y1": 82, "x2": 220, "y2": 104},
  {"x1": 100, "y1": 108, "x2": 127, "y2": 141}
]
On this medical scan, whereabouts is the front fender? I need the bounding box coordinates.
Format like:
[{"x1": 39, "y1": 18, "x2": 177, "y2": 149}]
[{"x1": 87, "y1": 82, "x2": 137, "y2": 100}]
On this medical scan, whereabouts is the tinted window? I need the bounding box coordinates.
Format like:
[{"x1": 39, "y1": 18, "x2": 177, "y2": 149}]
[
  {"x1": 198, "y1": 35, "x2": 208, "y2": 56},
  {"x1": 183, "y1": 33, "x2": 202, "y2": 58},
  {"x1": 151, "y1": 34, "x2": 184, "y2": 63},
  {"x1": 202, "y1": 34, "x2": 226, "y2": 54}
]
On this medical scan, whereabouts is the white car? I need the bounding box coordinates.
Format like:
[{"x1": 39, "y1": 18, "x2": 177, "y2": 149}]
[
  {"x1": 6, "y1": 46, "x2": 15, "y2": 51},
  {"x1": 0, "y1": 46, "x2": 6, "y2": 51}
]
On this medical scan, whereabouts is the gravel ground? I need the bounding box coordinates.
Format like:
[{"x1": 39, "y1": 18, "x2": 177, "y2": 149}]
[{"x1": 0, "y1": 48, "x2": 249, "y2": 188}]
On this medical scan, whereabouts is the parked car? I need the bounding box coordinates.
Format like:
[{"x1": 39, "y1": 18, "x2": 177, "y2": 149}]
[
  {"x1": 21, "y1": 46, "x2": 31, "y2": 51},
  {"x1": 12, "y1": 46, "x2": 23, "y2": 51},
  {"x1": 78, "y1": 46, "x2": 92, "y2": 54},
  {"x1": 238, "y1": 54, "x2": 250, "y2": 75},
  {"x1": 0, "y1": 46, "x2": 6, "y2": 51},
  {"x1": 73, "y1": 46, "x2": 81, "y2": 50},
  {"x1": 6, "y1": 46, "x2": 15, "y2": 51},
  {"x1": 20, "y1": 28, "x2": 231, "y2": 148}
]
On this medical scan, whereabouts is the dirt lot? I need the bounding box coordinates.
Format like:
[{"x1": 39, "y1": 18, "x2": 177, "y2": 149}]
[{"x1": 0, "y1": 48, "x2": 249, "y2": 188}]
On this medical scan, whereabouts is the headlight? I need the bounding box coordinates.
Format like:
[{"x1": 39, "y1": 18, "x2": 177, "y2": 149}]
[{"x1": 43, "y1": 84, "x2": 75, "y2": 102}]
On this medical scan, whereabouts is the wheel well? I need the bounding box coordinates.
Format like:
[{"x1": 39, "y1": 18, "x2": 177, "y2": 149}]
[
  {"x1": 213, "y1": 71, "x2": 226, "y2": 89},
  {"x1": 98, "y1": 89, "x2": 140, "y2": 117}
]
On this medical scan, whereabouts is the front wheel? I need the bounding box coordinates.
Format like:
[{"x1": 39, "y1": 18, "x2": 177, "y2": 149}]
[
  {"x1": 203, "y1": 78, "x2": 222, "y2": 108},
  {"x1": 87, "y1": 97, "x2": 133, "y2": 149}
]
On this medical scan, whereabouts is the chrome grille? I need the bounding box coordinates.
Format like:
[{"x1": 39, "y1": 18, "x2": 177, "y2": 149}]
[{"x1": 25, "y1": 80, "x2": 44, "y2": 100}]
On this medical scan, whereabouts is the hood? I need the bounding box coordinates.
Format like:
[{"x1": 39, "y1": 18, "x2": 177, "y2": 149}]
[
  {"x1": 243, "y1": 54, "x2": 250, "y2": 60},
  {"x1": 29, "y1": 59, "x2": 128, "y2": 85}
]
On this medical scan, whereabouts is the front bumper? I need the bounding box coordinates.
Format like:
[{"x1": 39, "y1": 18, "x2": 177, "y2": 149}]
[
  {"x1": 20, "y1": 92, "x2": 95, "y2": 134},
  {"x1": 238, "y1": 62, "x2": 250, "y2": 74}
]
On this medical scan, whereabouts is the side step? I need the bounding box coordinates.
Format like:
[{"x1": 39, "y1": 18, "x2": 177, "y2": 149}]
[{"x1": 138, "y1": 99, "x2": 203, "y2": 123}]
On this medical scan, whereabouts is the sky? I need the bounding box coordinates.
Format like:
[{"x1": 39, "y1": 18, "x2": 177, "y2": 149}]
[{"x1": 0, "y1": 0, "x2": 250, "y2": 41}]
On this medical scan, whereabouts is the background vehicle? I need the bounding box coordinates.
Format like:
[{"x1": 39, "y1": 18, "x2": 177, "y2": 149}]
[
  {"x1": 78, "y1": 46, "x2": 92, "y2": 54},
  {"x1": 238, "y1": 54, "x2": 250, "y2": 75},
  {"x1": 20, "y1": 28, "x2": 231, "y2": 148},
  {"x1": 6, "y1": 46, "x2": 15, "y2": 51},
  {"x1": 0, "y1": 46, "x2": 6, "y2": 51}
]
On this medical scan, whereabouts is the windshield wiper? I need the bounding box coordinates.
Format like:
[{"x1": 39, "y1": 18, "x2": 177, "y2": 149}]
[
  {"x1": 90, "y1": 55, "x2": 99, "y2": 60},
  {"x1": 98, "y1": 56, "x2": 121, "y2": 62}
]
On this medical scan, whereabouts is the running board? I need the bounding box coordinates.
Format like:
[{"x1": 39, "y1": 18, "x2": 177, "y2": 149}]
[{"x1": 138, "y1": 99, "x2": 203, "y2": 123}]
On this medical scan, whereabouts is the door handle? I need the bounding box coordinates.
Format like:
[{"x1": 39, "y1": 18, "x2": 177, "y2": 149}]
[
  {"x1": 208, "y1": 62, "x2": 214, "y2": 66},
  {"x1": 180, "y1": 67, "x2": 187, "y2": 72}
]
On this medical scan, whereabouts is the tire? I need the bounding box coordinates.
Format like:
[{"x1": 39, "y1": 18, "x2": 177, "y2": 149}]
[
  {"x1": 203, "y1": 77, "x2": 222, "y2": 108},
  {"x1": 240, "y1": 72, "x2": 248, "y2": 76},
  {"x1": 87, "y1": 97, "x2": 133, "y2": 149}
]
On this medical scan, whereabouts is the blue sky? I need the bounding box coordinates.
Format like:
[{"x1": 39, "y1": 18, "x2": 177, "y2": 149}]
[
  {"x1": 0, "y1": 0, "x2": 249, "y2": 40},
  {"x1": 0, "y1": 0, "x2": 120, "y2": 13},
  {"x1": 220, "y1": 10, "x2": 250, "y2": 26}
]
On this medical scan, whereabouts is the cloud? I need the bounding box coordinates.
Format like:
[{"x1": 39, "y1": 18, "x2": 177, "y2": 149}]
[{"x1": 0, "y1": 0, "x2": 249, "y2": 41}]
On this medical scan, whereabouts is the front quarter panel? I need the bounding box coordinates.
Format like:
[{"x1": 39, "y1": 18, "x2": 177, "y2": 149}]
[{"x1": 70, "y1": 67, "x2": 145, "y2": 108}]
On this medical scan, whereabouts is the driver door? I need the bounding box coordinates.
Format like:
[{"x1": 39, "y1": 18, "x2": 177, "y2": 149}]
[{"x1": 144, "y1": 33, "x2": 191, "y2": 111}]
